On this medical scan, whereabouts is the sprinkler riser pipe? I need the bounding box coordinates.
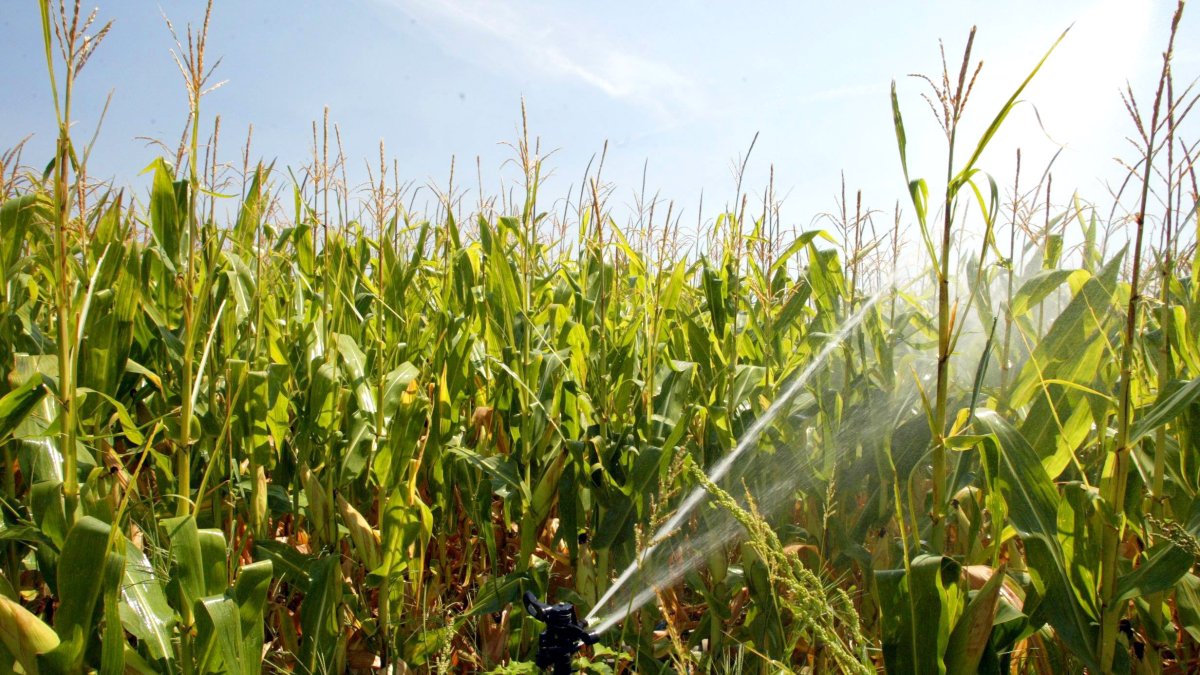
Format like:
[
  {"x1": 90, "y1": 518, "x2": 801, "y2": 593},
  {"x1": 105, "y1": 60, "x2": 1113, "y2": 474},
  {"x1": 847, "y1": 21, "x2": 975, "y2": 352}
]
[{"x1": 523, "y1": 591, "x2": 599, "y2": 673}]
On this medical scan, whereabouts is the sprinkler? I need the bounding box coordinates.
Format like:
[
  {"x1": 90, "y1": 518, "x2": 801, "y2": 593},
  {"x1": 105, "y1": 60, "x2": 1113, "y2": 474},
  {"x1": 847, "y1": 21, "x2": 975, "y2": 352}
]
[{"x1": 523, "y1": 591, "x2": 600, "y2": 674}]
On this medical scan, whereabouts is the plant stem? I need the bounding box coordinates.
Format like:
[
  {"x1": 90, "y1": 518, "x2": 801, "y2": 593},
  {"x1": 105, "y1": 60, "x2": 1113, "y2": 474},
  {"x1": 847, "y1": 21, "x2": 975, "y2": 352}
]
[
  {"x1": 1098, "y1": 5, "x2": 1183, "y2": 669},
  {"x1": 38, "y1": 1, "x2": 81, "y2": 525},
  {"x1": 931, "y1": 124, "x2": 957, "y2": 555},
  {"x1": 999, "y1": 150, "x2": 1021, "y2": 403}
]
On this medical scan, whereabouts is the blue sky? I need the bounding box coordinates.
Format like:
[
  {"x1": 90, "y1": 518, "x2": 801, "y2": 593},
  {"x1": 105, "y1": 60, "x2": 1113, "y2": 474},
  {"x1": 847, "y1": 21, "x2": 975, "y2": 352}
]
[{"x1": 2, "y1": 0, "x2": 1194, "y2": 229}]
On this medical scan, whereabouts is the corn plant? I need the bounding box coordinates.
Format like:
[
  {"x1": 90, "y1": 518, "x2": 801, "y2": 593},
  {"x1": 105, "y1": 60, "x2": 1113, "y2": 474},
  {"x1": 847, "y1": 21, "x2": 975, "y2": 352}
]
[{"x1": 1, "y1": 1, "x2": 1199, "y2": 674}]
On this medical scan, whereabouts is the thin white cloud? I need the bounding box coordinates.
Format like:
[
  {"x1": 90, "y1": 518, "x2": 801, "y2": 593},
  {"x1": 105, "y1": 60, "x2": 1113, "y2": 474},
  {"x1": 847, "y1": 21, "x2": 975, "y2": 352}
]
[{"x1": 377, "y1": 0, "x2": 702, "y2": 124}]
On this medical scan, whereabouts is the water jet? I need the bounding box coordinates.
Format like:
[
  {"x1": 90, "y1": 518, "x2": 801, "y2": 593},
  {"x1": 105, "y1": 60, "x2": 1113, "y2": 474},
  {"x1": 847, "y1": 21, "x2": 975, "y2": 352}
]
[{"x1": 584, "y1": 290, "x2": 889, "y2": 634}]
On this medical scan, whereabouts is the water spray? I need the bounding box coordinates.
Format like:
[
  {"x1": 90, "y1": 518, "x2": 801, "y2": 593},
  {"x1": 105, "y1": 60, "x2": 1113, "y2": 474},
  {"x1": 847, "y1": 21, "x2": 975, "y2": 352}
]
[
  {"x1": 584, "y1": 288, "x2": 891, "y2": 633},
  {"x1": 523, "y1": 591, "x2": 600, "y2": 673}
]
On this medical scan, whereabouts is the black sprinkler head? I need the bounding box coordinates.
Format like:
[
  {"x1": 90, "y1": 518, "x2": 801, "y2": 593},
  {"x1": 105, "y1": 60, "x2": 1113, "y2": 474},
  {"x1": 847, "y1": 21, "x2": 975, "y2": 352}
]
[{"x1": 523, "y1": 591, "x2": 600, "y2": 674}]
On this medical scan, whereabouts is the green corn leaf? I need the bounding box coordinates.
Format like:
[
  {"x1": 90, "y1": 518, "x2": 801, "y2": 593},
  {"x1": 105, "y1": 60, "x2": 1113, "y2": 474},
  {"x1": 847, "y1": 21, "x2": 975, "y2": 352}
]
[
  {"x1": 591, "y1": 493, "x2": 635, "y2": 551},
  {"x1": 75, "y1": 387, "x2": 144, "y2": 445},
  {"x1": 144, "y1": 157, "x2": 185, "y2": 268},
  {"x1": 372, "y1": 490, "x2": 432, "y2": 584},
  {"x1": 233, "y1": 163, "x2": 269, "y2": 252},
  {"x1": 100, "y1": 550, "x2": 125, "y2": 675},
  {"x1": 0, "y1": 194, "x2": 51, "y2": 276},
  {"x1": 1129, "y1": 377, "x2": 1200, "y2": 446},
  {"x1": 335, "y1": 333, "x2": 375, "y2": 415},
  {"x1": 76, "y1": 241, "x2": 136, "y2": 406},
  {"x1": 945, "y1": 566, "x2": 1005, "y2": 675},
  {"x1": 266, "y1": 363, "x2": 290, "y2": 458},
  {"x1": 197, "y1": 595, "x2": 243, "y2": 675},
  {"x1": 119, "y1": 539, "x2": 176, "y2": 665},
  {"x1": 30, "y1": 481, "x2": 67, "y2": 548},
  {"x1": 767, "y1": 230, "x2": 836, "y2": 277},
  {"x1": 121, "y1": 646, "x2": 159, "y2": 675},
  {"x1": 1010, "y1": 250, "x2": 1123, "y2": 409},
  {"x1": 232, "y1": 560, "x2": 273, "y2": 675},
  {"x1": 1175, "y1": 574, "x2": 1200, "y2": 643},
  {"x1": 0, "y1": 373, "x2": 46, "y2": 443},
  {"x1": 254, "y1": 540, "x2": 313, "y2": 593},
  {"x1": 891, "y1": 81, "x2": 910, "y2": 184},
  {"x1": 744, "y1": 554, "x2": 785, "y2": 658},
  {"x1": 336, "y1": 492, "x2": 381, "y2": 571},
  {"x1": 727, "y1": 364, "x2": 763, "y2": 411},
  {"x1": 380, "y1": 362, "x2": 420, "y2": 426},
  {"x1": 1114, "y1": 541, "x2": 1194, "y2": 603},
  {"x1": 876, "y1": 554, "x2": 964, "y2": 675},
  {"x1": 48, "y1": 516, "x2": 112, "y2": 671},
  {"x1": 299, "y1": 555, "x2": 344, "y2": 675},
  {"x1": 163, "y1": 515, "x2": 205, "y2": 621},
  {"x1": 467, "y1": 570, "x2": 533, "y2": 618},
  {"x1": 974, "y1": 410, "x2": 1100, "y2": 672},
  {"x1": 450, "y1": 446, "x2": 526, "y2": 500},
  {"x1": 1010, "y1": 269, "x2": 1089, "y2": 318},
  {"x1": 223, "y1": 251, "x2": 257, "y2": 323},
  {"x1": 953, "y1": 27, "x2": 1069, "y2": 186},
  {"x1": 198, "y1": 529, "x2": 229, "y2": 596},
  {"x1": 701, "y1": 258, "x2": 728, "y2": 338}
]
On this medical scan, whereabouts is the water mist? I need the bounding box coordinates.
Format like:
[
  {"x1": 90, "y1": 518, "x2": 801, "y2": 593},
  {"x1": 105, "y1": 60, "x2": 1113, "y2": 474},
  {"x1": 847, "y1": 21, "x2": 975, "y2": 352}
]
[{"x1": 585, "y1": 290, "x2": 889, "y2": 634}]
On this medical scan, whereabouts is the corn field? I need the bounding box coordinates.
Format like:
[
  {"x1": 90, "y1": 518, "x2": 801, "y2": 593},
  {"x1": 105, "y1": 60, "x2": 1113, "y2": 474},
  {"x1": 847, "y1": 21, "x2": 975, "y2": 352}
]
[{"x1": 2, "y1": 1, "x2": 1200, "y2": 673}]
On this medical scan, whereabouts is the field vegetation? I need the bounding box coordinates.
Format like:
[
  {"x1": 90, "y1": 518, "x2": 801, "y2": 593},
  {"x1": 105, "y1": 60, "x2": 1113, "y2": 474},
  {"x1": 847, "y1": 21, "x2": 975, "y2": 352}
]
[{"x1": 1, "y1": 1, "x2": 1199, "y2": 673}]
